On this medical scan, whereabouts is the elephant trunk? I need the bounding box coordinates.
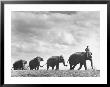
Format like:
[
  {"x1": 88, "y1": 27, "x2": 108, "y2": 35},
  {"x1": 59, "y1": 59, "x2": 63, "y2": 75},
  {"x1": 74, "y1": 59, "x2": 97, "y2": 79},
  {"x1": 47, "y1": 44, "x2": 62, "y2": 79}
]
[
  {"x1": 63, "y1": 60, "x2": 67, "y2": 66},
  {"x1": 90, "y1": 59, "x2": 93, "y2": 69},
  {"x1": 39, "y1": 62, "x2": 43, "y2": 67},
  {"x1": 67, "y1": 59, "x2": 69, "y2": 63}
]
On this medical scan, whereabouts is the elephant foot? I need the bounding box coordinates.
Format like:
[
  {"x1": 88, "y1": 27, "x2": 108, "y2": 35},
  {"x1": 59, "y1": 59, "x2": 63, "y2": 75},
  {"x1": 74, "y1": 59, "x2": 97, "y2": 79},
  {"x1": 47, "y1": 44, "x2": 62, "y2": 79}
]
[
  {"x1": 70, "y1": 68, "x2": 74, "y2": 70},
  {"x1": 85, "y1": 68, "x2": 87, "y2": 70},
  {"x1": 70, "y1": 68, "x2": 73, "y2": 70},
  {"x1": 65, "y1": 65, "x2": 68, "y2": 66}
]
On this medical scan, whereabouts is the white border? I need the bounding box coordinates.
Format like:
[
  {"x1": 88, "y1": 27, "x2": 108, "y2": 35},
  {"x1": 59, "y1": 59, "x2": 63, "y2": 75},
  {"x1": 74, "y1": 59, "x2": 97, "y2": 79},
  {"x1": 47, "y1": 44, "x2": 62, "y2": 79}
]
[{"x1": 4, "y1": 4, "x2": 107, "y2": 84}]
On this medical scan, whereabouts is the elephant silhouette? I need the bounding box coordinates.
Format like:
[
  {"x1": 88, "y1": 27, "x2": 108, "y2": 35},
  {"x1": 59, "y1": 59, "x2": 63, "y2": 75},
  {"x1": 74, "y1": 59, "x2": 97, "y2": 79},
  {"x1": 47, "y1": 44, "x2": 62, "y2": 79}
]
[
  {"x1": 46, "y1": 55, "x2": 67, "y2": 70},
  {"x1": 13, "y1": 59, "x2": 27, "y2": 70},
  {"x1": 68, "y1": 52, "x2": 93, "y2": 70},
  {"x1": 29, "y1": 56, "x2": 44, "y2": 70}
]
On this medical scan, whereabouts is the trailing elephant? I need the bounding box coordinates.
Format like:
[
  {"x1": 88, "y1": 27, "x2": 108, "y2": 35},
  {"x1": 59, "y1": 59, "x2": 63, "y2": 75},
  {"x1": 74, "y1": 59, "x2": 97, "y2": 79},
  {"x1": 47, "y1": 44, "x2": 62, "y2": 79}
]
[
  {"x1": 13, "y1": 59, "x2": 27, "y2": 70},
  {"x1": 29, "y1": 56, "x2": 44, "y2": 70},
  {"x1": 46, "y1": 55, "x2": 67, "y2": 70},
  {"x1": 68, "y1": 52, "x2": 93, "y2": 70}
]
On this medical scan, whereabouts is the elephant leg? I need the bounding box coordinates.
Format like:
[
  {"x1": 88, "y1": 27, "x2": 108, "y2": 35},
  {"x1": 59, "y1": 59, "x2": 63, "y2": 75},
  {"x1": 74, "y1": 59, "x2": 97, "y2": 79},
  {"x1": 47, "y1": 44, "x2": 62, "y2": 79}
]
[
  {"x1": 70, "y1": 64, "x2": 73, "y2": 70},
  {"x1": 78, "y1": 63, "x2": 83, "y2": 70},
  {"x1": 72, "y1": 64, "x2": 77, "y2": 70},
  {"x1": 47, "y1": 65, "x2": 49, "y2": 70},
  {"x1": 21, "y1": 67, "x2": 24, "y2": 70},
  {"x1": 52, "y1": 66, "x2": 54, "y2": 70},
  {"x1": 37, "y1": 66, "x2": 39, "y2": 70},
  {"x1": 31, "y1": 67, "x2": 34, "y2": 70},
  {"x1": 56, "y1": 64, "x2": 59, "y2": 70},
  {"x1": 84, "y1": 62, "x2": 87, "y2": 70},
  {"x1": 30, "y1": 67, "x2": 33, "y2": 70},
  {"x1": 14, "y1": 68, "x2": 16, "y2": 70},
  {"x1": 90, "y1": 59, "x2": 93, "y2": 69}
]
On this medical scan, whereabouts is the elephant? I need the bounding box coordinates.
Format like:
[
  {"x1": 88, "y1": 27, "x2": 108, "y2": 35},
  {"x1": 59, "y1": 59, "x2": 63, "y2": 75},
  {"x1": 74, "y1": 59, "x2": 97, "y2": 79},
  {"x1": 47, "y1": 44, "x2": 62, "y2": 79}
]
[
  {"x1": 46, "y1": 55, "x2": 67, "y2": 70},
  {"x1": 29, "y1": 56, "x2": 44, "y2": 70},
  {"x1": 13, "y1": 59, "x2": 27, "y2": 70},
  {"x1": 68, "y1": 52, "x2": 93, "y2": 70}
]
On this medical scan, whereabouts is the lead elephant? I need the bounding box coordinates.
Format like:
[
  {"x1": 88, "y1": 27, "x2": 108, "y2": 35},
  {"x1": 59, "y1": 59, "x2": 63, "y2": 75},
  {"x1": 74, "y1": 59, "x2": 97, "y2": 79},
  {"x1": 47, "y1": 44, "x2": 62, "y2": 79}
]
[
  {"x1": 47, "y1": 55, "x2": 67, "y2": 70},
  {"x1": 68, "y1": 52, "x2": 93, "y2": 70},
  {"x1": 13, "y1": 59, "x2": 27, "y2": 70},
  {"x1": 29, "y1": 56, "x2": 44, "y2": 70}
]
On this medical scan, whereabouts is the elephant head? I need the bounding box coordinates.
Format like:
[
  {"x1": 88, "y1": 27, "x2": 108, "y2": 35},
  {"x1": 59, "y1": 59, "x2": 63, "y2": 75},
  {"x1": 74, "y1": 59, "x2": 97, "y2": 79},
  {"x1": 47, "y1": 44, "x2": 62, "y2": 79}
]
[
  {"x1": 35, "y1": 56, "x2": 44, "y2": 62},
  {"x1": 21, "y1": 60, "x2": 27, "y2": 69},
  {"x1": 59, "y1": 55, "x2": 67, "y2": 66},
  {"x1": 22, "y1": 60, "x2": 27, "y2": 64},
  {"x1": 85, "y1": 52, "x2": 93, "y2": 69},
  {"x1": 85, "y1": 52, "x2": 92, "y2": 59}
]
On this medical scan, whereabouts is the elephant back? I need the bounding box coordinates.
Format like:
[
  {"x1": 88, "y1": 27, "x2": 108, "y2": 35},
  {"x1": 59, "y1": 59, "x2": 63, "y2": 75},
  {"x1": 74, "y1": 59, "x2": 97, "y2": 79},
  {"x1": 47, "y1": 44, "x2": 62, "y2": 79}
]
[
  {"x1": 69, "y1": 52, "x2": 85, "y2": 58},
  {"x1": 48, "y1": 56, "x2": 61, "y2": 61},
  {"x1": 48, "y1": 56, "x2": 57, "y2": 62},
  {"x1": 69, "y1": 52, "x2": 86, "y2": 62},
  {"x1": 14, "y1": 60, "x2": 23, "y2": 66},
  {"x1": 47, "y1": 56, "x2": 60, "y2": 64}
]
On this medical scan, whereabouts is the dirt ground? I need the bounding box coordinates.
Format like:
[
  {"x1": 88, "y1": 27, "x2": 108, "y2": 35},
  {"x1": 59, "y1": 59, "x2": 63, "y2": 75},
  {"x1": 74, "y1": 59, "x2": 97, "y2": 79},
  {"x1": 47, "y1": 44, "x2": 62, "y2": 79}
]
[{"x1": 11, "y1": 69, "x2": 100, "y2": 77}]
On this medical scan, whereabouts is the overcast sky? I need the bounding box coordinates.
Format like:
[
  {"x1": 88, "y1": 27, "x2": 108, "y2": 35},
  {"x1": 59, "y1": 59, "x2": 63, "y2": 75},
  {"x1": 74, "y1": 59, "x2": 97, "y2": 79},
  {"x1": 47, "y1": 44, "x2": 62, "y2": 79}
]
[{"x1": 11, "y1": 11, "x2": 100, "y2": 70}]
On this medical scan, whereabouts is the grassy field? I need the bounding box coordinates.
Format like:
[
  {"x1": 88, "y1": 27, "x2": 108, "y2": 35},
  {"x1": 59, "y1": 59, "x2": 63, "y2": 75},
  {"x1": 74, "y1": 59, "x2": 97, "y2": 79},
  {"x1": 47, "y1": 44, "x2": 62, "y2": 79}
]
[{"x1": 11, "y1": 69, "x2": 100, "y2": 77}]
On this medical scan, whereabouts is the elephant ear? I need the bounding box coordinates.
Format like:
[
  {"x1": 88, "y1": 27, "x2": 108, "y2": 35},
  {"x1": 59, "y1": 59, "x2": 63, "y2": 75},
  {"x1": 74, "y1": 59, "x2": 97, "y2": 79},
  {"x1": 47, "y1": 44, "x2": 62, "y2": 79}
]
[
  {"x1": 57, "y1": 56, "x2": 60, "y2": 61},
  {"x1": 60, "y1": 55, "x2": 63, "y2": 59},
  {"x1": 37, "y1": 57, "x2": 41, "y2": 62},
  {"x1": 38, "y1": 57, "x2": 41, "y2": 61},
  {"x1": 24, "y1": 60, "x2": 27, "y2": 64},
  {"x1": 22, "y1": 60, "x2": 27, "y2": 64},
  {"x1": 59, "y1": 55, "x2": 64, "y2": 62}
]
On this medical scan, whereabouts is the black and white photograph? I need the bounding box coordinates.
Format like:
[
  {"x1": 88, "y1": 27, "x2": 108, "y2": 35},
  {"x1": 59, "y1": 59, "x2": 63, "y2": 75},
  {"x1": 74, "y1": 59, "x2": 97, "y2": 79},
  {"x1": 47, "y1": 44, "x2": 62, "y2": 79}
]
[
  {"x1": 3, "y1": 4, "x2": 107, "y2": 84},
  {"x1": 11, "y1": 11, "x2": 100, "y2": 77}
]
